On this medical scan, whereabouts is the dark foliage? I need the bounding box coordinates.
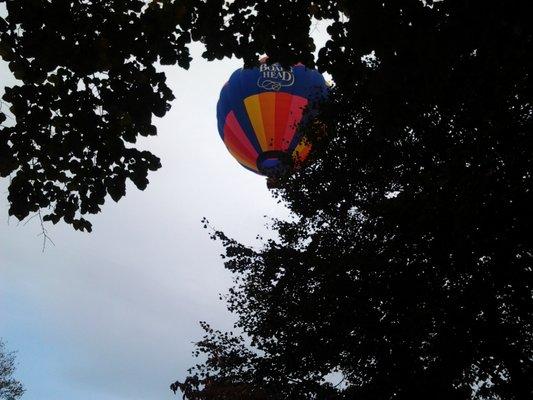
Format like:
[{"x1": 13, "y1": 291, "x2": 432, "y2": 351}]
[
  {"x1": 1, "y1": 0, "x2": 531, "y2": 398},
  {"x1": 172, "y1": 1, "x2": 533, "y2": 399},
  {"x1": 0, "y1": 0, "x2": 193, "y2": 231},
  {"x1": 0, "y1": 340, "x2": 24, "y2": 400}
]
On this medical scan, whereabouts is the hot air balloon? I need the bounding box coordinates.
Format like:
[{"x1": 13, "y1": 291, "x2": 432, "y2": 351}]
[{"x1": 216, "y1": 60, "x2": 328, "y2": 177}]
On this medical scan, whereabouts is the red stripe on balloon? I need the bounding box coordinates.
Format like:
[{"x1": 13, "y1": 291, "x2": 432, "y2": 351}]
[
  {"x1": 273, "y1": 93, "x2": 292, "y2": 149},
  {"x1": 224, "y1": 111, "x2": 258, "y2": 164},
  {"x1": 281, "y1": 95, "x2": 308, "y2": 151},
  {"x1": 224, "y1": 132, "x2": 258, "y2": 169}
]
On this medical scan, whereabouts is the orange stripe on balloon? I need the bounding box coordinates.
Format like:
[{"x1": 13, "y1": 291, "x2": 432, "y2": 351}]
[{"x1": 258, "y1": 92, "x2": 276, "y2": 149}]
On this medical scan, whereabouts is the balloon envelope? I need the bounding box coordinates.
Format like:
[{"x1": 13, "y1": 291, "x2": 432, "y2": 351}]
[{"x1": 216, "y1": 63, "x2": 327, "y2": 176}]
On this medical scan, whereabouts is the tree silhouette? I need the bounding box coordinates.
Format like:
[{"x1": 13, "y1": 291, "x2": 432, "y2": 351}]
[
  {"x1": 172, "y1": 1, "x2": 533, "y2": 399},
  {"x1": 0, "y1": 340, "x2": 24, "y2": 400},
  {"x1": 1, "y1": 1, "x2": 531, "y2": 399},
  {"x1": 0, "y1": 0, "x2": 193, "y2": 231}
]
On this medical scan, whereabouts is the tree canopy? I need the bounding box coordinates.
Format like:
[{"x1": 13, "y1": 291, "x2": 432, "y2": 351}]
[
  {"x1": 0, "y1": 340, "x2": 24, "y2": 400},
  {"x1": 0, "y1": 0, "x2": 192, "y2": 231},
  {"x1": 172, "y1": 1, "x2": 533, "y2": 399},
  {"x1": 1, "y1": 1, "x2": 532, "y2": 399}
]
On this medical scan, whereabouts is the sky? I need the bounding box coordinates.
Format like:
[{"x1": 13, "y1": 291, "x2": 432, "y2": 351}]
[{"x1": 0, "y1": 8, "x2": 332, "y2": 400}]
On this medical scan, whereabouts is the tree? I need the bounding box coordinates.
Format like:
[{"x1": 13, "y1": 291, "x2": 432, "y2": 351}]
[
  {"x1": 1, "y1": 1, "x2": 531, "y2": 399},
  {"x1": 0, "y1": 340, "x2": 24, "y2": 400},
  {"x1": 171, "y1": 1, "x2": 533, "y2": 400},
  {"x1": 0, "y1": 0, "x2": 194, "y2": 231}
]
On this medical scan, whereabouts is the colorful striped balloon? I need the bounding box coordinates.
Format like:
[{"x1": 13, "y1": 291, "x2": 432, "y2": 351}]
[{"x1": 216, "y1": 62, "x2": 328, "y2": 176}]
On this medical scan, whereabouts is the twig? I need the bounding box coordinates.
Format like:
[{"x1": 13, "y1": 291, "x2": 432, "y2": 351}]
[
  {"x1": 37, "y1": 210, "x2": 55, "y2": 252},
  {"x1": 23, "y1": 212, "x2": 39, "y2": 226},
  {"x1": 333, "y1": 376, "x2": 345, "y2": 388}
]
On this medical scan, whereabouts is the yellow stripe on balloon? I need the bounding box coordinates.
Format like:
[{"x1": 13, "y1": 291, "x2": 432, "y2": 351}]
[
  {"x1": 244, "y1": 95, "x2": 267, "y2": 151},
  {"x1": 258, "y1": 92, "x2": 276, "y2": 149}
]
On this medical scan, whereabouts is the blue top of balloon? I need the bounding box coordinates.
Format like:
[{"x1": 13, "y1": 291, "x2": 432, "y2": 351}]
[{"x1": 216, "y1": 62, "x2": 328, "y2": 176}]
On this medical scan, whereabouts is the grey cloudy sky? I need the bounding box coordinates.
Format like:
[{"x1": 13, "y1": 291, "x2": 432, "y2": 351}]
[{"x1": 0, "y1": 7, "x2": 331, "y2": 398}]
